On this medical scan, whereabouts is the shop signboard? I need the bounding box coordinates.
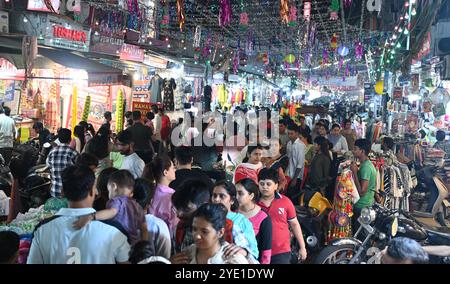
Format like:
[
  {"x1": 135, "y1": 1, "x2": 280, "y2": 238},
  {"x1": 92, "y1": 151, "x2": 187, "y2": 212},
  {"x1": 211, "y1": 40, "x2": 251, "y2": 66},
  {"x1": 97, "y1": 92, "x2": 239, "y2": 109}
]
[
  {"x1": 29, "y1": 14, "x2": 91, "y2": 52},
  {"x1": 90, "y1": 32, "x2": 124, "y2": 56},
  {"x1": 0, "y1": 58, "x2": 25, "y2": 80},
  {"x1": 143, "y1": 55, "x2": 168, "y2": 69},
  {"x1": 132, "y1": 101, "x2": 152, "y2": 117},
  {"x1": 0, "y1": 80, "x2": 14, "y2": 102},
  {"x1": 120, "y1": 44, "x2": 144, "y2": 63},
  {"x1": 27, "y1": 0, "x2": 61, "y2": 13},
  {"x1": 364, "y1": 82, "x2": 374, "y2": 105},
  {"x1": 132, "y1": 80, "x2": 150, "y2": 99}
]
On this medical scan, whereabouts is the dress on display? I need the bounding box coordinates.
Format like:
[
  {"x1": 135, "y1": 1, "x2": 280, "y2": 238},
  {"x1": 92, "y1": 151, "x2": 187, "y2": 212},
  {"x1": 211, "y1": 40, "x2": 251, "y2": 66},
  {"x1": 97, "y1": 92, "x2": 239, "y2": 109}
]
[
  {"x1": 163, "y1": 78, "x2": 176, "y2": 111},
  {"x1": 150, "y1": 75, "x2": 163, "y2": 104}
]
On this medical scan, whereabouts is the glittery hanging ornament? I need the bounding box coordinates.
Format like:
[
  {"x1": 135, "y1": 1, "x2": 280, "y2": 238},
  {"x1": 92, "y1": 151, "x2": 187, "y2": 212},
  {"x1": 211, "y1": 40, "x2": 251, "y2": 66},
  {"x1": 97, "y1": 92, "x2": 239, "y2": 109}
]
[
  {"x1": 288, "y1": 6, "x2": 297, "y2": 27},
  {"x1": 239, "y1": 0, "x2": 249, "y2": 30},
  {"x1": 177, "y1": 0, "x2": 185, "y2": 31},
  {"x1": 233, "y1": 51, "x2": 239, "y2": 74},
  {"x1": 331, "y1": 33, "x2": 338, "y2": 50},
  {"x1": 219, "y1": 0, "x2": 232, "y2": 26},
  {"x1": 330, "y1": 0, "x2": 339, "y2": 20},
  {"x1": 193, "y1": 25, "x2": 201, "y2": 48},
  {"x1": 303, "y1": 1, "x2": 311, "y2": 22},
  {"x1": 355, "y1": 41, "x2": 364, "y2": 61},
  {"x1": 322, "y1": 48, "x2": 329, "y2": 65},
  {"x1": 344, "y1": 0, "x2": 352, "y2": 8},
  {"x1": 280, "y1": 0, "x2": 289, "y2": 24}
]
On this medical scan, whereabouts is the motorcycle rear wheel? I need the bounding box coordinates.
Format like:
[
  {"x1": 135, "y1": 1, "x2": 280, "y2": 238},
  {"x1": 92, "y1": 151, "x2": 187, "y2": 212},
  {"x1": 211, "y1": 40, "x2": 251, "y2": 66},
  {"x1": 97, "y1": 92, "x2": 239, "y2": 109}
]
[{"x1": 314, "y1": 244, "x2": 358, "y2": 264}]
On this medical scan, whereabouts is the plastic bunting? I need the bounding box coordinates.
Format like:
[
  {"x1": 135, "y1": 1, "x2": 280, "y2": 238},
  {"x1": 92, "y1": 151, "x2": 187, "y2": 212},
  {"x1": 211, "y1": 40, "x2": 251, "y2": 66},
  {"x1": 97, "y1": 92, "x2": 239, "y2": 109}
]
[
  {"x1": 177, "y1": 0, "x2": 185, "y2": 31},
  {"x1": 280, "y1": 0, "x2": 289, "y2": 24},
  {"x1": 115, "y1": 89, "x2": 124, "y2": 133},
  {"x1": 82, "y1": 95, "x2": 91, "y2": 122}
]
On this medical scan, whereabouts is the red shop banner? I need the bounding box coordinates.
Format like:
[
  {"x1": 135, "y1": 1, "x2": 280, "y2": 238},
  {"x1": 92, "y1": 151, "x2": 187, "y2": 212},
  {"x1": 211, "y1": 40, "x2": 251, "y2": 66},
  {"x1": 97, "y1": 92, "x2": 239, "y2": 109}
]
[{"x1": 120, "y1": 44, "x2": 144, "y2": 63}]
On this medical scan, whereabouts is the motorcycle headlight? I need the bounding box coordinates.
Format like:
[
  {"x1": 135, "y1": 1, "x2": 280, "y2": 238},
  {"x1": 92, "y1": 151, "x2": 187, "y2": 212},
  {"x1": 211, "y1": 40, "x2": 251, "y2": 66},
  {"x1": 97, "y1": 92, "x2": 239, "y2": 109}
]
[{"x1": 360, "y1": 207, "x2": 377, "y2": 224}]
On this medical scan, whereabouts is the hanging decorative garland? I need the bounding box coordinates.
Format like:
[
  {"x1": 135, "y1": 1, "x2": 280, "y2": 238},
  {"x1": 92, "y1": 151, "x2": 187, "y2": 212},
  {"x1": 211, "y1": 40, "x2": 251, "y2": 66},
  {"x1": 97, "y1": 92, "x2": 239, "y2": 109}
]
[
  {"x1": 193, "y1": 25, "x2": 202, "y2": 47},
  {"x1": 330, "y1": 0, "x2": 340, "y2": 20},
  {"x1": 239, "y1": 0, "x2": 249, "y2": 30},
  {"x1": 82, "y1": 95, "x2": 91, "y2": 122},
  {"x1": 280, "y1": 0, "x2": 289, "y2": 24},
  {"x1": 303, "y1": 1, "x2": 311, "y2": 22},
  {"x1": 288, "y1": 5, "x2": 297, "y2": 27},
  {"x1": 177, "y1": 0, "x2": 185, "y2": 31},
  {"x1": 115, "y1": 89, "x2": 124, "y2": 133},
  {"x1": 219, "y1": 0, "x2": 232, "y2": 27}
]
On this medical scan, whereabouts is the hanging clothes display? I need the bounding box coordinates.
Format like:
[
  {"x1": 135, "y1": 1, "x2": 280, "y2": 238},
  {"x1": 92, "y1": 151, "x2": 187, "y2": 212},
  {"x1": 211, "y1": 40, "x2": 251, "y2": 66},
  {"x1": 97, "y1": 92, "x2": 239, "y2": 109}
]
[
  {"x1": 327, "y1": 161, "x2": 359, "y2": 243},
  {"x1": 204, "y1": 85, "x2": 212, "y2": 112},
  {"x1": 174, "y1": 78, "x2": 184, "y2": 111},
  {"x1": 149, "y1": 74, "x2": 163, "y2": 103},
  {"x1": 163, "y1": 78, "x2": 176, "y2": 111}
]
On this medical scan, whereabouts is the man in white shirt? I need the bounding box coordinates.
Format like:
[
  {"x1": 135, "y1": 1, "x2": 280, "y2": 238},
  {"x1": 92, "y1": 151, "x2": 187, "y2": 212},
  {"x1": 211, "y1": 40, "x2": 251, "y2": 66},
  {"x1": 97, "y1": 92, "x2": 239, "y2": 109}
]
[
  {"x1": 0, "y1": 106, "x2": 16, "y2": 164},
  {"x1": 115, "y1": 129, "x2": 145, "y2": 179},
  {"x1": 286, "y1": 123, "x2": 306, "y2": 203},
  {"x1": 27, "y1": 165, "x2": 130, "y2": 264},
  {"x1": 152, "y1": 105, "x2": 162, "y2": 142}
]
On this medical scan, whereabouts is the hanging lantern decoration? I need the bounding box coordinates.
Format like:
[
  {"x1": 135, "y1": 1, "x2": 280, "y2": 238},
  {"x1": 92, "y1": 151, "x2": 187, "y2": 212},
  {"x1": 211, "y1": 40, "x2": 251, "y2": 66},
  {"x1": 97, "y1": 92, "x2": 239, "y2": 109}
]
[
  {"x1": 331, "y1": 34, "x2": 338, "y2": 50},
  {"x1": 330, "y1": 0, "x2": 339, "y2": 20},
  {"x1": 284, "y1": 54, "x2": 296, "y2": 64},
  {"x1": 239, "y1": 12, "x2": 249, "y2": 30},
  {"x1": 355, "y1": 41, "x2": 364, "y2": 61},
  {"x1": 337, "y1": 44, "x2": 350, "y2": 57},
  {"x1": 194, "y1": 47, "x2": 201, "y2": 61},
  {"x1": 202, "y1": 32, "x2": 212, "y2": 58},
  {"x1": 288, "y1": 6, "x2": 297, "y2": 27},
  {"x1": 375, "y1": 81, "x2": 384, "y2": 95},
  {"x1": 303, "y1": 1, "x2": 311, "y2": 22},
  {"x1": 81, "y1": 95, "x2": 91, "y2": 122},
  {"x1": 115, "y1": 89, "x2": 124, "y2": 133},
  {"x1": 219, "y1": 0, "x2": 232, "y2": 27},
  {"x1": 193, "y1": 25, "x2": 201, "y2": 48},
  {"x1": 71, "y1": 86, "x2": 78, "y2": 134},
  {"x1": 176, "y1": 0, "x2": 186, "y2": 31},
  {"x1": 280, "y1": 0, "x2": 289, "y2": 24}
]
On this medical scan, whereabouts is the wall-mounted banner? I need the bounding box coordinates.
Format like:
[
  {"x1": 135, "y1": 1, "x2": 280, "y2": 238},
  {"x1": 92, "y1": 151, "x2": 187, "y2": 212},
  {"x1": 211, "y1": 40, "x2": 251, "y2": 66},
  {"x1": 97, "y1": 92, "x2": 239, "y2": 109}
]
[{"x1": 120, "y1": 44, "x2": 144, "y2": 63}]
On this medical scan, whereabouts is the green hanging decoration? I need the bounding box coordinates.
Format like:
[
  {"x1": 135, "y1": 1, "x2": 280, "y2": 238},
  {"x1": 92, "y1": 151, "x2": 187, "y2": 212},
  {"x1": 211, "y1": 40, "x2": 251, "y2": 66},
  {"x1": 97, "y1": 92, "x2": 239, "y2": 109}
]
[
  {"x1": 330, "y1": 0, "x2": 339, "y2": 20},
  {"x1": 81, "y1": 95, "x2": 91, "y2": 122}
]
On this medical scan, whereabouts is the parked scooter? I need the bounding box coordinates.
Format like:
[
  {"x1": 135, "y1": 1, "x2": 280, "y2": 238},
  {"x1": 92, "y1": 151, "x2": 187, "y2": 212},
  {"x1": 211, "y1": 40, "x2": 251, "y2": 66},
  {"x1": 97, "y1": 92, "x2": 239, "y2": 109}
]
[
  {"x1": 291, "y1": 186, "x2": 332, "y2": 263},
  {"x1": 314, "y1": 203, "x2": 433, "y2": 264}
]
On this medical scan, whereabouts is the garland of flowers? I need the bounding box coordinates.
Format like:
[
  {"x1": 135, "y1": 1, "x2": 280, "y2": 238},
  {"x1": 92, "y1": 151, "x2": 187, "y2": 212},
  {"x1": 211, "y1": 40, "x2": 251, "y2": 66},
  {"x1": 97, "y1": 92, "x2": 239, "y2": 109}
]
[
  {"x1": 177, "y1": 0, "x2": 185, "y2": 31},
  {"x1": 115, "y1": 89, "x2": 124, "y2": 133},
  {"x1": 280, "y1": 0, "x2": 289, "y2": 24},
  {"x1": 81, "y1": 95, "x2": 91, "y2": 122}
]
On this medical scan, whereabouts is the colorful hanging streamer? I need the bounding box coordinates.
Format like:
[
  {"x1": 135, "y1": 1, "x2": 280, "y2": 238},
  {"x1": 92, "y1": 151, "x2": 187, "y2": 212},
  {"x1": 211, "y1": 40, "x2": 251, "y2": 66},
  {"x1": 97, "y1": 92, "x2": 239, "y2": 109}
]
[
  {"x1": 177, "y1": 0, "x2": 185, "y2": 31},
  {"x1": 219, "y1": 0, "x2": 232, "y2": 26},
  {"x1": 303, "y1": 1, "x2": 311, "y2": 22},
  {"x1": 280, "y1": 0, "x2": 289, "y2": 24},
  {"x1": 330, "y1": 0, "x2": 340, "y2": 20},
  {"x1": 115, "y1": 89, "x2": 124, "y2": 133},
  {"x1": 82, "y1": 95, "x2": 91, "y2": 122}
]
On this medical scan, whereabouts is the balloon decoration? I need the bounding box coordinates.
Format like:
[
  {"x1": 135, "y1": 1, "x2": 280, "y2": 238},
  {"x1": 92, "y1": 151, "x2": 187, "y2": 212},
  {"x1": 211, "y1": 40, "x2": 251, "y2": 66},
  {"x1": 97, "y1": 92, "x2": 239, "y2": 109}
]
[
  {"x1": 219, "y1": 0, "x2": 232, "y2": 26},
  {"x1": 115, "y1": 89, "x2": 124, "y2": 133},
  {"x1": 81, "y1": 95, "x2": 91, "y2": 122},
  {"x1": 375, "y1": 81, "x2": 384, "y2": 95},
  {"x1": 288, "y1": 6, "x2": 297, "y2": 27},
  {"x1": 330, "y1": 0, "x2": 340, "y2": 20},
  {"x1": 284, "y1": 54, "x2": 296, "y2": 64},
  {"x1": 176, "y1": 0, "x2": 185, "y2": 31},
  {"x1": 280, "y1": 0, "x2": 289, "y2": 24},
  {"x1": 303, "y1": 1, "x2": 311, "y2": 22},
  {"x1": 337, "y1": 44, "x2": 349, "y2": 57}
]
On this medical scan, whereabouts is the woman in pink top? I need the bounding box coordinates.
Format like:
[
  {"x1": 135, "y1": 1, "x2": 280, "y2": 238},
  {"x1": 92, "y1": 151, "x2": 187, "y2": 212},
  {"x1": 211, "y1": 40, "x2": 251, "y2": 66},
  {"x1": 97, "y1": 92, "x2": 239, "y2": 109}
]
[
  {"x1": 233, "y1": 145, "x2": 264, "y2": 185},
  {"x1": 236, "y1": 178, "x2": 272, "y2": 264},
  {"x1": 144, "y1": 155, "x2": 178, "y2": 236}
]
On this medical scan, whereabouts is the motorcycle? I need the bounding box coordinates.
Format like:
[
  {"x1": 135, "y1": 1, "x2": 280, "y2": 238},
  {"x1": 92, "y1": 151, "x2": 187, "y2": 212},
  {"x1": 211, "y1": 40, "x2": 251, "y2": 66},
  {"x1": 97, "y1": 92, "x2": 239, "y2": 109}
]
[
  {"x1": 314, "y1": 203, "x2": 431, "y2": 264},
  {"x1": 291, "y1": 187, "x2": 332, "y2": 263},
  {"x1": 410, "y1": 165, "x2": 449, "y2": 226}
]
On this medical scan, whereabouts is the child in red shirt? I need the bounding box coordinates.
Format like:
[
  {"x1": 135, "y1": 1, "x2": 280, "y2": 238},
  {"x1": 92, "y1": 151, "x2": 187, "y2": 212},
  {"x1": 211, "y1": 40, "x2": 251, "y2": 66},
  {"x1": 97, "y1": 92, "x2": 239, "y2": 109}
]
[{"x1": 257, "y1": 168, "x2": 307, "y2": 264}]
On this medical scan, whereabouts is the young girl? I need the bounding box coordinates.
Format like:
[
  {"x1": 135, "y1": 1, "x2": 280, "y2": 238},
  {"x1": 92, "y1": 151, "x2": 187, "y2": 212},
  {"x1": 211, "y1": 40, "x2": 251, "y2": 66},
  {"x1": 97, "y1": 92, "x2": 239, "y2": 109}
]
[
  {"x1": 211, "y1": 180, "x2": 259, "y2": 260},
  {"x1": 262, "y1": 139, "x2": 288, "y2": 192},
  {"x1": 233, "y1": 145, "x2": 264, "y2": 185},
  {"x1": 73, "y1": 170, "x2": 148, "y2": 245},
  {"x1": 144, "y1": 155, "x2": 178, "y2": 236},
  {"x1": 183, "y1": 203, "x2": 249, "y2": 264},
  {"x1": 236, "y1": 178, "x2": 272, "y2": 264},
  {"x1": 133, "y1": 178, "x2": 172, "y2": 259}
]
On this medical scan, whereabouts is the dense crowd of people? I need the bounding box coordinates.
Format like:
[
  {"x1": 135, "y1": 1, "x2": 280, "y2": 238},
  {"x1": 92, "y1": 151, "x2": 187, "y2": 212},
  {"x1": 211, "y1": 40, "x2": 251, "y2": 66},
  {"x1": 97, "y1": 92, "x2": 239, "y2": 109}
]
[{"x1": 0, "y1": 104, "x2": 445, "y2": 264}]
